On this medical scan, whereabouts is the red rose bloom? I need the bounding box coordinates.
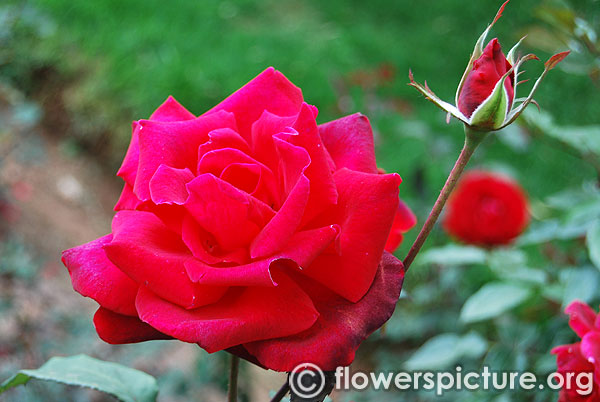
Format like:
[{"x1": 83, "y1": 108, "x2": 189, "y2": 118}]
[
  {"x1": 442, "y1": 170, "x2": 529, "y2": 246},
  {"x1": 552, "y1": 301, "x2": 600, "y2": 401},
  {"x1": 457, "y1": 38, "x2": 515, "y2": 119},
  {"x1": 62, "y1": 67, "x2": 406, "y2": 371}
]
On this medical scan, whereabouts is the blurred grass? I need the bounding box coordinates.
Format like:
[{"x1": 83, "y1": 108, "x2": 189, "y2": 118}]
[{"x1": 23, "y1": 0, "x2": 598, "y2": 122}]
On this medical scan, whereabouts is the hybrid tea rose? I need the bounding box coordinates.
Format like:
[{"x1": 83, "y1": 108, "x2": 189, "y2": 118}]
[
  {"x1": 62, "y1": 67, "x2": 414, "y2": 371},
  {"x1": 443, "y1": 170, "x2": 529, "y2": 246},
  {"x1": 409, "y1": 0, "x2": 569, "y2": 131},
  {"x1": 552, "y1": 301, "x2": 600, "y2": 401}
]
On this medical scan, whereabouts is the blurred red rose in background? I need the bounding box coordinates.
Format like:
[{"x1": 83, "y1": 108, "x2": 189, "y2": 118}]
[
  {"x1": 442, "y1": 170, "x2": 529, "y2": 246},
  {"x1": 62, "y1": 67, "x2": 408, "y2": 371},
  {"x1": 552, "y1": 301, "x2": 600, "y2": 401}
]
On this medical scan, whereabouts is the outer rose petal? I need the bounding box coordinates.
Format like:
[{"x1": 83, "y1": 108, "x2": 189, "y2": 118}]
[
  {"x1": 116, "y1": 97, "x2": 195, "y2": 186},
  {"x1": 134, "y1": 110, "x2": 237, "y2": 201},
  {"x1": 114, "y1": 183, "x2": 142, "y2": 211},
  {"x1": 305, "y1": 168, "x2": 401, "y2": 302},
  {"x1": 149, "y1": 96, "x2": 195, "y2": 122},
  {"x1": 385, "y1": 198, "x2": 417, "y2": 253},
  {"x1": 244, "y1": 252, "x2": 404, "y2": 371},
  {"x1": 566, "y1": 301, "x2": 599, "y2": 338},
  {"x1": 104, "y1": 210, "x2": 227, "y2": 309},
  {"x1": 62, "y1": 234, "x2": 138, "y2": 316},
  {"x1": 318, "y1": 113, "x2": 378, "y2": 174},
  {"x1": 207, "y1": 67, "x2": 304, "y2": 139},
  {"x1": 116, "y1": 123, "x2": 141, "y2": 188},
  {"x1": 93, "y1": 307, "x2": 171, "y2": 344},
  {"x1": 135, "y1": 273, "x2": 319, "y2": 353}
]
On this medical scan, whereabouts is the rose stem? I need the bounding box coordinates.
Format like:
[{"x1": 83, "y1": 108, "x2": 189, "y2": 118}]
[
  {"x1": 228, "y1": 355, "x2": 240, "y2": 402},
  {"x1": 403, "y1": 127, "x2": 486, "y2": 271},
  {"x1": 270, "y1": 382, "x2": 290, "y2": 402}
]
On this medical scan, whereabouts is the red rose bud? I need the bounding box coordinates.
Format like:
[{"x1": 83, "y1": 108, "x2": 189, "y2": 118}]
[
  {"x1": 551, "y1": 301, "x2": 600, "y2": 401},
  {"x1": 457, "y1": 38, "x2": 514, "y2": 121},
  {"x1": 408, "y1": 0, "x2": 569, "y2": 132},
  {"x1": 442, "y1": 170, "x2": 529, "y2": 246}
]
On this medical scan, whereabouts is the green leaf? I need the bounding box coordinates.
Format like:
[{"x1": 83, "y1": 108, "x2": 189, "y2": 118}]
[
  {"x1": 522, "y1": 108, "x2": 600, "y2": 157},
  {"x1": 487, "y1": 249, "x2": 547, "y2": 284},
  {"x1": 404, "y1": 331, "x2": 487, "y2": 370},
  {"x1": 419, "y1": 244, "x2": 487, "y2": 266},
  {"x1": 460, "y1": 283, "x2": 532, "y2": 323},
  {"x1": 587, "y1": 220, "x2": 600, "y2": 270},
  {"x1": 561, "y1": 267, "x2": 600, "y2": 308},
  {"x1": 0, "y1": 355, "x2": 158, "y2": 402}
]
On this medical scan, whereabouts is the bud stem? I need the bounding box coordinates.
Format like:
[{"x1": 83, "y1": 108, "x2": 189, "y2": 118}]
[
  {"x1": 403, "y1": 127, "x2": 486, "y2": 270},
  {"x1": 228, "y1": 355, "x2": 240, "y2": 402}
]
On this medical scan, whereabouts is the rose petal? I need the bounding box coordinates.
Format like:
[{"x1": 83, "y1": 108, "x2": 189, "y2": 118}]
[
  {"x1": 134, "y1": 110, "x2": 237, "y2": 201},
  {"x1": 116, "y1": 122, "x2": 141, "y2": 188},
  {"x1": 185, "y1": 174, "x2": 273, "y2": 251},
  {"x1": 93, "y1": 307, "x2": 171, "y2": 344},
  {"x1": 116, "y1": 97, "x2": 195, "y2": 187},
  {"x1": 104, "y1": 210, "x2": 227, "y2": 309},
  {"x1": 185, "y1": 225, "x2": 339, "y2": 286},
  {"x1": 384, "y1": 199, "x2": 417, "y2": 253},
  {"x1": 251, "y1": 110, "x2": 297, "y2": 174},
  {"x1": 272, "y1": 134, "x2": 311, "y2": 198},
  {"x1": 581, "y1": 332, "x2": 600, "y2": 388},
  {"x1": 220, "y1": 163, "x2": 261, "y2": 196},
  {"x1": 318, "y1": 113, "x2": 378, "y2": 174},
  {"x1": 114, "y1": 183, "x2": 143, "y2": 211},
  {"x1": 62, "y1": 234, "x2": 138, "y2": 316},
  {"x1": 304, "y1": 168, "x2": 401, "y2": 302},
  {"x1": 149, "y1": 165, "x2": 195, "y2": 205},
  {"x1": 552, "y1": 342, "x2": 595, "y2": 376},
  {"x1": 250, "y1": 175, "x2": 310, "y2": 259},
  {"x1": 244, "y1": 252, "x2": 404, "y2": 371},
  {"x1": 181, "y1": 216, "x2": 248, "y2": 265},
  {"x1": 581, "y1": 332, "x2": 600, "y2": 367},
  {"x1": 288, "y1": 103, "x2": 338, "y2": 222},
  {"x1": 566, "y1": 301, "x2": 598, "y2": 338},
  {"x1": 149, "y1": 96, "x2": 195, "y2": 122},
  {"x1": 198, "y1": 128, "x2": 251, "y2": 161},
  {"x1": 136, "y1": 202, "x2": 187, "y2": 234},
  {"x1": 206, "y1": 67, "x2": 304, "y2": 139},
  {"x1": 197, "y1": 148, "x2": 278, "y2": 201},
  {"x1": 135, "y1": 273, "x2": 319, "y2": 353},
  {"x1": 458, "y1": 38, "x2": 514, "y2": 118}
]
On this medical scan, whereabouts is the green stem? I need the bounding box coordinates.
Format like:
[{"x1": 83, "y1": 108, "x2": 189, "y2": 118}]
[
  {"x1": 403, "y1": 127, "x2": 486, "y2": 271},
  {"x1": 228, "y1": 355, "x2": 240, "y2": 402}
]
